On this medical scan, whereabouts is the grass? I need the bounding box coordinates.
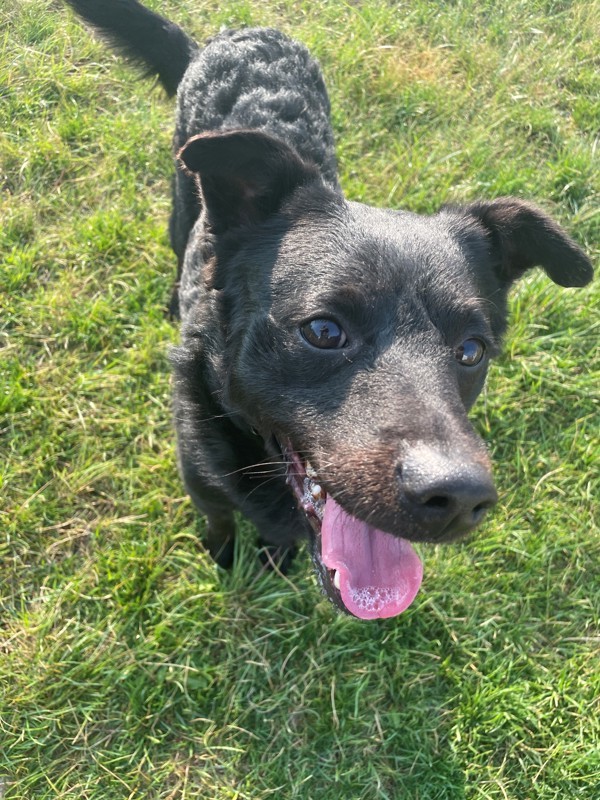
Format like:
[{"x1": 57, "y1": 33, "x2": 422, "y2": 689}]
[{"x1": 1, "y1": 0, "x2": 598, "y2": 797}]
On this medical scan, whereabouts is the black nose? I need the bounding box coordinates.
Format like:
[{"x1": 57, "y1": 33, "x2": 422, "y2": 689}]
[{"x1": 398, "y1": 446, "x2": 498, "y2": 540}]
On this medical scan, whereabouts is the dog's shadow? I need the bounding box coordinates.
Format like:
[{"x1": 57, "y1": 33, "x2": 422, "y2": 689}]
[{"x1": 188, "y1": 533, "x2": 468, "y2": 797}]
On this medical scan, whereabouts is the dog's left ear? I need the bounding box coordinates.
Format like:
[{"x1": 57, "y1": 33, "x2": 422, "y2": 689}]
[
  {"x1": 178, "y1": 129, "x2": 320, "y2": 231},
  {"x1": 462, "y1": 198, "x2": 593, "y2": 287}
]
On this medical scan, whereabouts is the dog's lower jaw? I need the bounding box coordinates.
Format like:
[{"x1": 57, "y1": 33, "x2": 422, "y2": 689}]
[
  {"x1": 282, "y1": 442, "x2": 424, "y2": 620},
  {"x1": 278, "y1": 443, "x2": 346, "y2": 612}
]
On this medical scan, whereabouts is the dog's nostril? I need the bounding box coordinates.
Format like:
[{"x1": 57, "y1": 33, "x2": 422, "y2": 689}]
[
  {"x1": 398, "y1": 446, "x2": 498, "y2": 537},
  {"x1": 423, "y1": 495, "x2": 450, "y2": 509}
]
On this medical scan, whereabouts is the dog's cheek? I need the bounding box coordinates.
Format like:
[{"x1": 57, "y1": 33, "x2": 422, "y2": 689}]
[
  {"x1": 222, "y1": 321, "x2": 299, "y2": 422},
  {"x1": 458, "y1": 363, "x2": 490, "y2": 410}
]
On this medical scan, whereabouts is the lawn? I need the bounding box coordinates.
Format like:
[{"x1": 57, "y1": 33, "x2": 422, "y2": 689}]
[{"x1": 1, "y1": 1, "x2": 598, "y2": 798}]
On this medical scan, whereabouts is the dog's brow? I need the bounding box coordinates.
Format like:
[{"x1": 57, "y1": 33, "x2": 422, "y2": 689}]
[
  {"x1": 431, "y1": 301, "x2": 500, "y2": 351},
  {"x1": 316, "y1": 286, "x2": 380, "y2": 313},
  {"x1": 300, "y1": 286, "x2": 395, "y2": 334}
]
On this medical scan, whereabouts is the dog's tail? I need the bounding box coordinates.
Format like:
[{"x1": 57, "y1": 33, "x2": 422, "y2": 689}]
[{"x1": 64, "y1": 0, "x2": 198, "y2": 96}]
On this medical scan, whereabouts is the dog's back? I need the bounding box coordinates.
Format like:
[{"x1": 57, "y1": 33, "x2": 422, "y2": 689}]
[
  {"x1": 172, "y1": 27, "x2": 340, "y2": 300},
  {"x1": 175, "y1": 29, "x2": 339, "y2": 187}
]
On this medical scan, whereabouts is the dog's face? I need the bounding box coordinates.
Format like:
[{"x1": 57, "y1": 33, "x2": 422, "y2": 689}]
[{"x1": 179, "y1": 130, "x2": 593, "y2": 619}]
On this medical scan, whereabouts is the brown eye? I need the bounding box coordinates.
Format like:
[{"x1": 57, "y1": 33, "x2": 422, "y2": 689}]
[
  {"x1": 455, "y1": 338, "x2": 486, "y2": 366},
  {"x1": 301, "y1": 318, "x2": 348, "y2": 349}
]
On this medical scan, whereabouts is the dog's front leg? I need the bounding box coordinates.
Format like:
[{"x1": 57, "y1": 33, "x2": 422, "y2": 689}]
[
  {"x1": 180, "y1": 468, "x2": 236, "y2": 569},
  {"x1": 203, "y1": 511, "x2": 236, "y2": 569}
]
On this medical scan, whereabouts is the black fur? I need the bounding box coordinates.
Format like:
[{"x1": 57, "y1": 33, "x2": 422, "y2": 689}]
[{"x1": 65, "y1": 1, "x2": 593, "y2": 601}]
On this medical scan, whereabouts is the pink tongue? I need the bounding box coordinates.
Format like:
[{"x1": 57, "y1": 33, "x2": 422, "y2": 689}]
[{"x1": 321, "y1": 496, "x2": 423, "y2": 620}]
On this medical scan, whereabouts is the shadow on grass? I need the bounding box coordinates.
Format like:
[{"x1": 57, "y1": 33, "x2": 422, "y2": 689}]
[{"x1": 170, "y1": 529, "x2": 469, "y2": 799}]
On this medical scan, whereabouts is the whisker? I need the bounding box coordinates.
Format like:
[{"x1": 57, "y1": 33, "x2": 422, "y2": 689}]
[
  {"x1": 244, "y1": 476, "x2": 291, "y2": 501},
  {"x1": 245, "y1": 468, "x2": 287, "y2": 478},
  {"x1": 217, "y1": 460, "x2": 286, "y2": 479},
  {"x1": 172, "y1": 410, "x2": 240, "y2": 424}
]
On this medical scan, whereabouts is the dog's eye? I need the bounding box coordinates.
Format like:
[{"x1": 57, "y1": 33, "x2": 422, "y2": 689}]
[
  {"x1": 455, "y1": 338, "x2": 486, "y2": 366},
  {"x1": 300, "y1": 318, "x2": 348, "y2": 349}
]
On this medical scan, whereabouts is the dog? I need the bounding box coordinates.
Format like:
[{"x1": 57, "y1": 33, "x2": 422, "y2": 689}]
[{"x1": 65, "y1": 0, "x2": 593, "y2": 620}]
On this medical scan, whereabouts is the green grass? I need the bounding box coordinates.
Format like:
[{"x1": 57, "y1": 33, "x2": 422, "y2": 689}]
[{"x1": 1, "y1": 1, "x2": 598, "y2": 797}]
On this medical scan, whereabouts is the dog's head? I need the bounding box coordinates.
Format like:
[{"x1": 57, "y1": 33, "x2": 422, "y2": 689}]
[{"x1": 178, "y1": 130, "x2": 593, "y2": 619}]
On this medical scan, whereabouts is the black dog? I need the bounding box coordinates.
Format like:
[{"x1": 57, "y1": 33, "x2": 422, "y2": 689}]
[{"x1": 66, "y1": 0, "x2": 593, "y2": 619}]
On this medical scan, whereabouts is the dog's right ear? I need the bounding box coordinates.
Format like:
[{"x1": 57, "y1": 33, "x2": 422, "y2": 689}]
[{"x1": 177, "y1": 130, "x2": 320, "y2": 232}]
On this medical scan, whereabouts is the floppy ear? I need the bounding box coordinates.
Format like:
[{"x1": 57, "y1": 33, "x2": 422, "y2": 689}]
[
  {"x1": 177, "y1": 129, "x2": 320, "y2": 232},
  {"x1": 463, "y1": 198, "x2": 593, "y2": 287}
]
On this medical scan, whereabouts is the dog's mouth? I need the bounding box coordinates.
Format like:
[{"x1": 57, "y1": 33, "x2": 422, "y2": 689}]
[{"x1": 283, "y1": 444, "x2": 423, "y2": 620}]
